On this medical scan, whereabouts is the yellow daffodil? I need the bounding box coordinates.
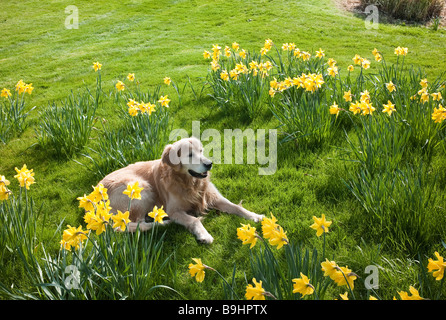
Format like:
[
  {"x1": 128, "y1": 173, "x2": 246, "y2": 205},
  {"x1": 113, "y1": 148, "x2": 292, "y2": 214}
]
[
  {"x1": 361, "y1": 58, "x2": 371, "y2": 69},
  {"x1": 224, "y1": 46, "x2": 231, "y2": 57},
  {"x1": 263, "y1": 39, "x2": 273, "y2": 51},
  {"x1": 386, "y1": 81, "x2": 396, "y2": 93},
  {"x1": 127, "y1": 73, "x2": 135, "y2": 81},
  {"x1": 14, "y1": 164, "x2": 35, "y2": 190},
  {"x1": 420, "y1": 78, "x2": 428, "y2": 88},
  {"x1": 353, "y1": 54, "x2": 362, "y2": 65},
  {"x1": 235, "y1": 63, "x2": 248, "y2": 74},
  {"x1": 329, "y1": 102, "x2": 340, "y2": 117},
  {"x1": 211, "y1": 44, "x2": 221, "y2": 60},
  {"x1": 0, "y1": 184, "x2": 11, "y2": 201},
  {"x1": 163, "y1": 77, "x2": 171, "y2": 85},
  {"x1": 371, "y1": 48, "x2": 383, "y2": 62},
  {"x1": 269, "y1": 88, "x2": 276, "y2": 97},
  {"x1": 322, "y1": 259, "x2": 358, "y2": 290},
  {"x1": 349, "y1": 101, "x2": 362, "y2": 115},
  {"x1": 232, "y1": 42, "x2": 240, "y2": 51},
  {"x1": 372, "y1": 48, "x2": 382, "y2": 62},
  {"x1": 359, "y1": 89, "x2": 370, "y2": 102},
  {"x1": 261, "y1": 213, "x2": 288, "y2": 249},
  {"x1": 237, "y1": 223, "x2": 259, "y2": 249},
  {"x1": 188, "y1": 258, "x2": 207, "y2": 282},
  {"x1": 315, "y1": 48, "x2": 325, "y2": 58},
  {"x1": 15, "y1": 80, "x2": 26, "y2": 94},
  {"x1": 245, "y1": 278, "x2": 266, "y2": 300},
  {"x1": 292, "y1": 273, "x2": 315, "y2": 297},
  {"x1": 301, "y1": 51, "x2": 311, "y2": 61},
  {"x1": 427, "y1": 251, "x2": 446, "y2": 281},
  {"x1": 87, "y1": 208, "x2": 111, "y2": 235},
  {"x1": 333, "y1": 266, "x2": 357, "y2": 290},
  {"x1": 112, "y1": 210, "x2": 131, "y2": 231},
  {"x1": 261, "y1": 213, "x2": 278, "y2": 238},
  {"x1": 148, "y1": 205, "x2": 168, "y2": 224},
  {"x1": 1, "y1": 88, "x2": 11, "y2": 98},
  {"x1": 360, "y1": 100, "x2": 375, "y2": 115},
  {"x1": 339, "y1": 292, "x2": 349, "y2": 300},
  {"x1": 327, "y1": 58, "x2": 336, "y2": 68},
  {"x1": 347, "y1": 65, "x2": 354, "y2": 72},
  {"x1": 0, "y1": 176, "x2": 12, "y2": 200},
  {"x1": 77, "y1": 194, "x2": 97, "y2": 212},
  {"x1": 327, "y1": 66, "x2": 338, "y2": 77},
  {"x1": 394, "y1": 46, "x2": 408, "y2": 56},
  {"x1": 60, "y1": 225, "x2": 88, "y2": 250},
  {"x1": 260, "y1": 47, "x2": 268, "y2": 56},
  {"x1": 268, "y1": 225, "x2": 288, "y2": 249},
  {"x1": 123, "y1": 181, "x2": 144, "y2": 200},
  {"x1": 0, "y1": 175, "x2": 10, "y2": 188},
  {"x1": 158, "y1": 95, "x2": 171, "y2": 108},
  {"x1": 96, "y1": 199, "x2": 112, "y2": 217},
  {"x1": 92, "y1": 61, "x2": 102, "y2": 72},
  {"x1": 397, "y1": 286, "x2": 423, "y2": 300},
  {"x1": 431, "y1": 92, "x2": 442, "y2": 101},
  {"x1": 203, "y1": 50, "x2": 211, "y2": 59},
  {"x1": 310, "y1": 214, "x2": 332, "y2": 237},
  {"x1": 282, "y1": 43, "x2": 290, "y2": 51},
  {"x1": 382, "y1": 100, "x2": 396, "y2": 116},
  {"x1": 128, "y1": 103, "x2": 139, "y2": 116},
  {"x1": 115, "y1": 80, "x2": 125, "y2": 91},
  {"x1": 293, "y1": 48, "x2": 301, "y2": 58},
  {"x1": 343, "y1": 90, "x2": 352, "y2": 102},
  {"x1": 140, "y1": 102, "x2": 156, "y2": 115},
  {"x1": 420, "y1": 90, "x2": 430, "y2": 104},
  {"x1": 239, "y1": 49, "x2": 247, "y2": 59},
  {"x1": 321, "y1": 259, "x2": 339, "y2": 278},
  {"x1": 89, "y1": 183, "x2": 109, "y2": 202},
  {"x1": 24, "y1": 83, "x2": 34, "y2": 95},
  {"x1": 229, "y1": 69, "x2": 239, "y2": 80},
  {"x1": 220, "y1": 70, "x2": 229, "y2": 81}
]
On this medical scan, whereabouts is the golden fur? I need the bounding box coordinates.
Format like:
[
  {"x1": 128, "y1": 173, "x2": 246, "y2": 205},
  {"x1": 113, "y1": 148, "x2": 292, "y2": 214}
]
[{"x1": 99, "y1": 137, "x2": 263, "y2": 243}]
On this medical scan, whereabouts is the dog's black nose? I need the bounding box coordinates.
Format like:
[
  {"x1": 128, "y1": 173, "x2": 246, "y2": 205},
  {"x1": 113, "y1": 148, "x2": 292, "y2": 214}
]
[{"x1": 204, "y1": 161, "x2": 213, "y2": 170}]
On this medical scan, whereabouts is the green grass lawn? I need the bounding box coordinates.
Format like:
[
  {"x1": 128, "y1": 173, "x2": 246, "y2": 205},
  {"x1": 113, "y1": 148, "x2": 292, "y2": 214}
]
[{"x1": 1, "y1": 0, "x2": 446, "y2": 300}]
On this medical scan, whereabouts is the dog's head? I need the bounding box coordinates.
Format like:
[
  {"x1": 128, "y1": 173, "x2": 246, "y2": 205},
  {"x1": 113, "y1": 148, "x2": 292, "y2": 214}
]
[{"x1": 161, "y1": 137, "x2": 212, "y2": 179}]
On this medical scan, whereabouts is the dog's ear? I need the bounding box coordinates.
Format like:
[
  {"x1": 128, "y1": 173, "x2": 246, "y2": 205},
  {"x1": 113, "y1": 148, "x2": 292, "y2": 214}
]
[
  {"x1": 162, "y1": 144, "x2": 173, "y2": 166},
  {"x1": 161, "y1": 144, "x2": 181, "y2": 167}
]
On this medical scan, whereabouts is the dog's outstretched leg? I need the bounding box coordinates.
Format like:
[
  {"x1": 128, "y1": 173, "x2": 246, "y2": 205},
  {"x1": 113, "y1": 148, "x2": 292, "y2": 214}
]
[
  {"x1": 168, "y1": 210, "x2": 214, "y2": 244},
  {"x1": 126, "y1": 220, "x2": 171, "y2": 233}
]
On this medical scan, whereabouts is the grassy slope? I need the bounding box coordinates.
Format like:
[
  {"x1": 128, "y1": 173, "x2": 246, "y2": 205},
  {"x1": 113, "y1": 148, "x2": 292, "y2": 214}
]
[{"x1": 1, "y1": 0, "x2": 445, "y2": 299}]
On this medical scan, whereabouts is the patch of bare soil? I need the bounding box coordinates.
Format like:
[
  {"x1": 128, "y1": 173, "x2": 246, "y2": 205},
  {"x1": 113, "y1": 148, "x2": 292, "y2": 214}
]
[{"x1": 333, "y1": 0, "x2": 446, "y2": 27}]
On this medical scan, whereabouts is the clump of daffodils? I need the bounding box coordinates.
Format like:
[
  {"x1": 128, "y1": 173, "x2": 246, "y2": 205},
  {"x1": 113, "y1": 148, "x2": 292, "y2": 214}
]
[
  {"x1": 269, "y1": 72, "x2": 325, "y2": 97},
  {"x1": 0, "y1": 164, "x2": 35, "y2": 200},
  {"x1": 127, "y1": 98, "x2": 156, "y2": 117},
  {"x1": 0, "y1": 175, "x2": 11, "y2": 201},
  {"x1": 236, "y1": 213, "x2": 289, "y2": 250},
  {"x1": 321, "y1": 258, "x2": 358, "y2": 290}
]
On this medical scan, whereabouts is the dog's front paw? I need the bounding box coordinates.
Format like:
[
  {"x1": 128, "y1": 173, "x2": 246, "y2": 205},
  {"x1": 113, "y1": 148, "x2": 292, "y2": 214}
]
[
  {"x1": 249, "y1": 212, "x2": 264, "y2": 223},
  {"x1": 197, "y1": 232, "x2": 214, "y2": 244}
]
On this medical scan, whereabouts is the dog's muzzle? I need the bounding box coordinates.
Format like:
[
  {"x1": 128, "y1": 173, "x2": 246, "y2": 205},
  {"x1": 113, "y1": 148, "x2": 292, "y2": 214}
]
[
  {"x1": 188, "y1": 170, "x2": 208, "y2": 179},
  {"x1": 188, "y1": 162, "x2": 212, "y2": 179}
]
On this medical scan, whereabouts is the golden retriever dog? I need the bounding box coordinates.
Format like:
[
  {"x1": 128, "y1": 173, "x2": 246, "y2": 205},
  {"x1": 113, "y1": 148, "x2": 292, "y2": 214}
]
[{"x1": 99, "y1": 137, "x2": 263, "y2": 243}]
